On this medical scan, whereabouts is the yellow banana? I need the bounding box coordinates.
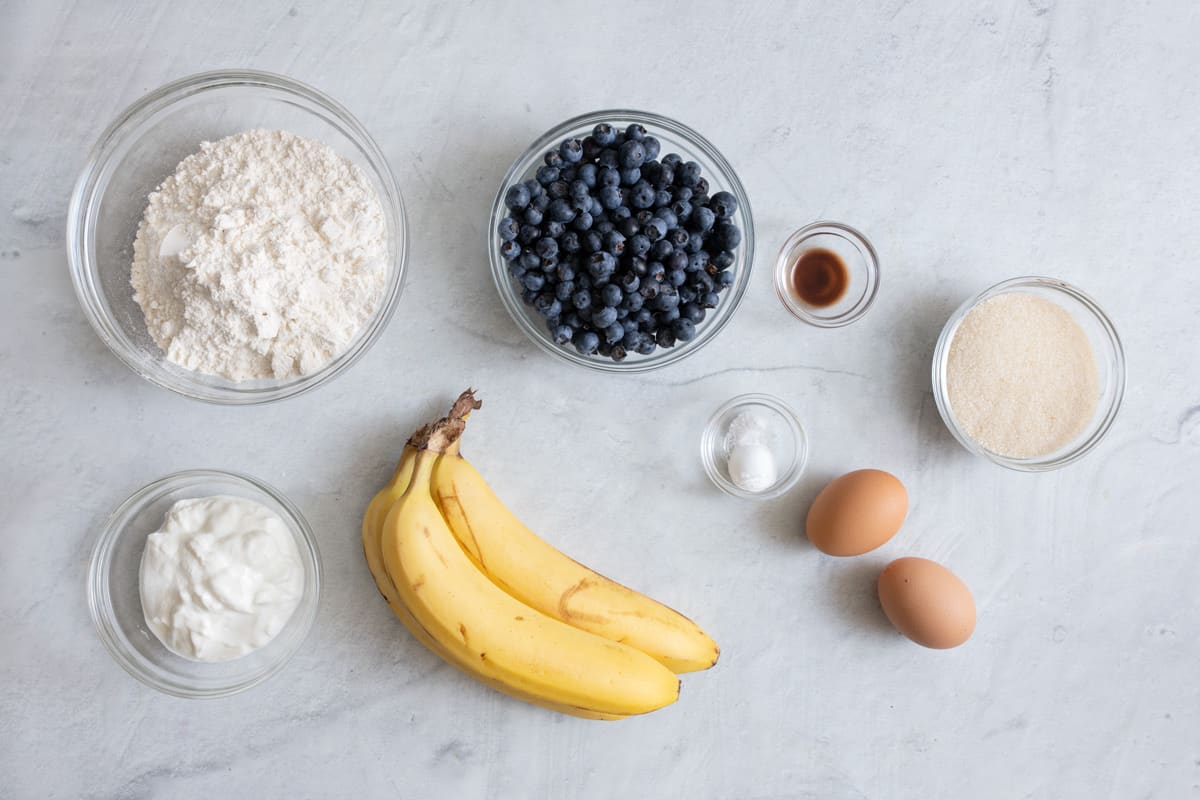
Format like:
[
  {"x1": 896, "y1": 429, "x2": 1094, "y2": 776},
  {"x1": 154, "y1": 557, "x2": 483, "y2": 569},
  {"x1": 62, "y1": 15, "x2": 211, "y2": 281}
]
[
  {"x1": 362, "y1": 441, "x2": 627, "y2": 720},
  {"x1": 381, "y1": 445, "x2": 680, "y2": 717},
  {"x1": 432, "y1": 438, "x2": 720, "y2": 674}
]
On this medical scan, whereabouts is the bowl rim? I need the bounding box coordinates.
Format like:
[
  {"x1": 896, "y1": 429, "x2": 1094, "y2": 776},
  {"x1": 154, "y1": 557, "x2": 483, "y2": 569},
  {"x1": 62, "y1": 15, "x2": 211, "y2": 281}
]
[
  {"x1": 487, "y1": 108, "x2": 755, "y2": 372},
  {"x1": 86, "y1": 468, "x2": 322, "y2": 698},
  {"x1": 66, "y1": 68, "x2": 408, "y2": 405},
  {"x1": 772, "y1": 220, "x2": 880, "y2": 328},
  {"x1": 701, "y1": 392, "x2": 809, "y2": 499},
  {"x1": 931, "y1": 275, "x2": 1126, "y2": 471}
]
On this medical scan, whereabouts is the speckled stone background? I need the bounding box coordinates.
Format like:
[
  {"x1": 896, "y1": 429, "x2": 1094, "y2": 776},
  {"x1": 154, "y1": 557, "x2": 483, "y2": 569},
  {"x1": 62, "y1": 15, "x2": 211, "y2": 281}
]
[{"x1": 2, "y1": 2, "x2": 1198, "y2": 798}]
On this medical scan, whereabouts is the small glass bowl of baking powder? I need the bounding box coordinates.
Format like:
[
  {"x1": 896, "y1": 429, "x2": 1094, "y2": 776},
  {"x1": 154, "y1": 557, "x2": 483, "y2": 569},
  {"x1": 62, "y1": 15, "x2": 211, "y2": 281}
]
[
  {"x1": 87, "y1": 469, "x2": 321, "y2": 698},
  {"x1": 67, "y1": 70, "x2": 407, "y2": 404},
  {"x1": 701, "y1": 394, "x2": 808, "y2": 499},
  {"x1": 932, "y1": 276, "x2": 1126, "y2": 471}
]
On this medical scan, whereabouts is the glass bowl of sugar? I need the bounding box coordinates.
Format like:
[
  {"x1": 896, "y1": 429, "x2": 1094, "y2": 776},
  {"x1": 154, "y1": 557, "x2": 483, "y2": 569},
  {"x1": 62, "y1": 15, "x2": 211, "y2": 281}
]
[
  {"x1": 67, "y1": 69, "x2": 407, "y2": 404},
  {"x1": 931, "y1": 276, "x2": 1126, "y2": 471}
]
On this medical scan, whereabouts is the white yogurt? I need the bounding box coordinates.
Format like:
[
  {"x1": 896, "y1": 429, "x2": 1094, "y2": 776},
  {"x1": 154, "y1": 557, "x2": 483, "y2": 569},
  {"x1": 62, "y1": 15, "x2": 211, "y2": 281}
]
[
  {"x1": 723, "y1": 411, "x2": 779, "y2": 492},
  {"x1": 139, "y1": 495, "x2": 304, "y2": 662}
]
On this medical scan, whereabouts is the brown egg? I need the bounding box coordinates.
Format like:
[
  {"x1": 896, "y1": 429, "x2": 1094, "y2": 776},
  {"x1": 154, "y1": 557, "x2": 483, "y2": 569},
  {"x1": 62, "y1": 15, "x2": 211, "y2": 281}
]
[
  {"x1": 877, "y1": 557, "x2": 976, "y2": 649},
  {"x1": 805, "y1": 469, "x2": 908, "y2": 556}
]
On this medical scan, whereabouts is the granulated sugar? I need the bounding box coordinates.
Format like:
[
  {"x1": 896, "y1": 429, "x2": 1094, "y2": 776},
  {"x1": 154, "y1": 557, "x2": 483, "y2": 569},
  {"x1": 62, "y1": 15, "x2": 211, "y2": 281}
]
[{"x1": 946, "y1": 292, "x2": 1098, "y2": 459}]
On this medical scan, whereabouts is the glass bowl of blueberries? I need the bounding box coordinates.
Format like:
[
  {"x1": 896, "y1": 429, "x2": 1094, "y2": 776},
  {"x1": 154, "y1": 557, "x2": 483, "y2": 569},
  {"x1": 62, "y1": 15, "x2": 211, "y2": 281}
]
[{"x1": 489, "y1": 110, "x2": 754, "y2": 371}]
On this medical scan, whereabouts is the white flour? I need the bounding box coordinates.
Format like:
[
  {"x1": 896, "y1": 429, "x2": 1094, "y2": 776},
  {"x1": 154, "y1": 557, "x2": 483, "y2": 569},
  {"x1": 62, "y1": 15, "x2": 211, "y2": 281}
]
[{"x1": 131, "y1": 129, "x2": 388, "y2": 381}]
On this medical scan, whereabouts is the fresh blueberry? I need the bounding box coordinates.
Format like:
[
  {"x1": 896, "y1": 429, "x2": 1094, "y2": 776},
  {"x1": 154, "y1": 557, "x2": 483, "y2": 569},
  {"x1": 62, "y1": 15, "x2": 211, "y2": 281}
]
[
  {"x1": 535, "y1": 238, "x2": 559, "y2": 259},
  {"x1": 653, "y1": 189, "x2": 672, "y2": 208},
  {"x1": 504, "y1": 184, "x2": 531, "y2": 210},
  {"x1": 716, "y1": 269, "x2": 735, "y2": 288},
  {"x1": 604, "y1": 322, "x2": 625, "y2": 344},
  {"x1": 667, "y1": 269, "x2": 687, "y2": 287},
  {"x1": 688, "y1": 251, "x2": 709, "y2": 272},
  {"x1": 534, "y1": 294, "x2": 562, "y2": 318},
  {"x1": 601, "y1": 283, "x2": 623, "y2": 307},
  {"x1": 592, "y1": 305, "x2": 619, "y2": 328},
  {"x1": 642, "y1": 161, "x2": 662, "y2": 185},
  {"x1": 571, "y1": 211, "x2": 594, "y2": 232},
  {"x1": 650, "y1": 239, "x2": 674, "y2": 260},
  {"x1": 599, "y1": 184, "x2": 623, "y2": 211},
  {"x1": 710, "y1": 191, "x2": 738, "y2": 219},
  {"x1": 694, "y1": 177, "x2": 709, "y2": 196},
  {"x1": 506, "y1": 261, "x2": 526, "y2": 280},
  {"x1": 598, "y1": 148, "x2": 620, "y2": 169},
  {"x1": 599, "y1": 167, "x2": 621, "y2": 188},
  {"x1": 655, "y1": 163, "x2": 675, "y2": 188},
  {"x1": 685, "y1": 231, "x2": 705, "y2": 253},
  {"x1": 569, "y1": 179, "x2": 590, "y2": 201},
  {"x1": 657, "y1": 306, "x2": 681, "y2": 324},
  {"x1": 670, "y1": 199, "x2": 692, "y2": 221},
  {"x1": 500, "y1": 240, "x2": 521, "y2": 261},
  {"x1": 657, "y1": 284, "x2": 680, "y2": 308},
  {"x1": 584, "y1": 231, "x2": 603, "y2": 253},
  {"x1": 545, "y1": 220, "x2": 566, "y2": 238},
  {"x1": 619, "y1": 217, "x2": 641, "y2": 238},
  {"x1": 531, "y1": 193, "x2": 549, "y2": 212},
  {"x1": 682, "y1": 302, "x2": 705, "y2": 324},
  {"x1": 630, "y1": 181, "x2": 655, "y2": 209},
  {"x1": 587, "y1": 251, "x2": 617, "y2": 281},
  {"x1": 560, "y1": 138, "x2": 583, "y2": 163},
  {"x1": 628, "y1": 234, "x2": 652, "y2": 257},
  {"x1": 563, "y1": 311, "x2": 582, "y2": 329},
  {"x1": 552, "y1": 325, "x2": 574, "y2": 345},
  {"x1": 556, "y1": 281, "x2": 575, "y2": 302},
  {"x1": 667, "y1": 250, "x2": 690, "y2": 272},
  {"x1": 644, "y1": 217, "x2": 668, "y2": 241},
  {"x1": 589, "y1": 197, "x2": 605, "y2": 217},
  {"x1": 574, "y1": 330, "x2": 600, "y2": 355},
  {"x1": 667, "y1": 227, "x2": 689, "y2": 247},
  {"x1": 522, "y1": 273, "x2": 545, "y2": 292},
  {"x1": 522, "y1": 288, "x2": 539, "y2": 305},
  {"x1": 571, "y1": 194, "x2": 593, "y2": 213},
  {"x1": 661, "y1": 152, "x2": 683, "y2": 168},
  {"x1": 700, "y1": 291, "x2": 720, "y2": 308},
  {"x1": 641, "y1": 136, "x2": 661, "y2": 161},
  {"x1": 640, "y1": 281, "x2": 660, "y2": 301},
  {"x1": 647, "y1": 260, "x2": 667, "y2": 284},
  {"x1": 712, "y1": 249, "x2": 735, "y2": 269},
  {"x1": 620, "y1": 167, "x2": 642, "y2": 186},
  {"x1": 621, "y1": 290, "x2": 645, "y2": 312},
  {"x1": 713, "y1": 222, "x2": 742, "y2": 250},
  {"x1": 523, "y1": 206, "x2": 544, "y2": 226},
  {"x1": 548, "y1": 180, "x2": 569, "y2": 200},
  {"x1": 689, "y1": 206, "x2": 716, "y2": 233},
  {"x1": 678, "y1": 285, "x2": 698, "y2": 304},
  {"x1": 540, "y1": 255, "x2": 558, "y2": 273},
  {"x1": 655, "y1": 328, "x2": 677, "y2": 348},
  {"x1": 603, "y1": 230, "x2": 626, "y2": 256},
  {"x1": 597, "y1": 340, "x2": 612, "y2": 357},
  {"x1": 518, "y1": 251, "x2": 540, "y2": 271},
  {"x1": 577, "y1": 163, "x2": 598, "y2": 188},
  {"x1": 625, "y1": 123, "x2": 647, "y2": 141},
  {"x1": 635, "y1": 336, "x2": 657, "y2": 356},
  {"x1": 619, "y1": 272, "x2": 641, "y2": 294},
  {"x1": 678, "y1": 161, "x2": 702, "y2": 187},
  {"x1": 544, "y1": 149, "x2": 564, "y2": 168},
  {"x1": 572, "y1": 289, "x2": 592, "y2": 311},
  {"x1": 498, "y1": 217, "x2": 520, "y2": 241},
  {"x1": 547, "y1": 198, "x2": 577, "y2": 223},
  {"x1": 536, "y1": 165, "x2": 560, "y2": 186},
  {"x1": 619, "y1": 139, "x2": 646, "y2": 170},
  {"x1": 595, "y1": 219, "x2": 615, "y2": 235},
  {"x1": 692, "y1": 272, "x2": 716, "y2": 293},
  {"x1": 629, "y1": 255, "x2": 649, "y2": 276},
  {"x1": 592, "y1": 123, "x2": 617, "y2": 146},
  {"x1": 622, "y1": 328, "x2": 642, "y2": 349},
  {"x1": 671, "y1": 318, "x2": 697, "y2": 342},
  {"x1": 561, "y1": 231, "x2": 582, "y2": 253}
]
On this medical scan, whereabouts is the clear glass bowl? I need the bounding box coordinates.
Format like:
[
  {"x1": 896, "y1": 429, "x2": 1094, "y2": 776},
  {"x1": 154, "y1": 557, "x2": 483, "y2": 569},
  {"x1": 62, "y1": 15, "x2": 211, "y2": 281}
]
[
  {"x1": 701, "y1": 394, "x2": 808, "y2": 499},
  {"x1": 67, "y1": 69, "x2": 408, "y2": 404},
  {"x1": 87, "y1": 469, "x2": 321, "y2": 697},
  {"x1": 931, "y1": 276, "x2": 1126, "y2": 471},
  {"x1": 488, "y1": 109, "x2": 754, "y2": 372},
  {"x1": 774, "y1": 221, "x2": 879, "y2": 327}
]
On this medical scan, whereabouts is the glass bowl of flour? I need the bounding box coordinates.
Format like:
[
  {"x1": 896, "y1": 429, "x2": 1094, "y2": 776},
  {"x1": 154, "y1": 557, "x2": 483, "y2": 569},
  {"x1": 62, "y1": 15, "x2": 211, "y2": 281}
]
[
  {"x1": 87, "y1": 469, "x2": 321, "y2": 697},
  {"x1": 932, "y1": 276, "x2": 1126, "y2": 471},
  {"x1": 67, "y1": 70, "x2": 407, "y2": 404}
]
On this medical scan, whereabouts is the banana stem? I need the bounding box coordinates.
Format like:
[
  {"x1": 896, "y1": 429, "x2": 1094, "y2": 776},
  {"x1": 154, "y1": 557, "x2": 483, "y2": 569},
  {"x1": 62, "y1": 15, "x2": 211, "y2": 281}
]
[{"x1": 419, "y1": 389, "x2": 480, "y2": 454}]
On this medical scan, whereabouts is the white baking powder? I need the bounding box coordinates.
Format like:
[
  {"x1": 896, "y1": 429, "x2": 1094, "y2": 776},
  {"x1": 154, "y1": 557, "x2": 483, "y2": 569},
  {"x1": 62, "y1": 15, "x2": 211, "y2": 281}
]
[{"x1": 131, "y1": 129, "x2": 388, "y2": 381}]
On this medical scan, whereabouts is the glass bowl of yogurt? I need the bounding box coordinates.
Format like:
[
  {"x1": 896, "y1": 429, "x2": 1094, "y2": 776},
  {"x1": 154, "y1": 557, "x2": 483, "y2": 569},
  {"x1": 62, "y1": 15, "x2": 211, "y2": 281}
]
[
  {"x1": 87, "y1": 469, "x2": 321, "y2": 698},
  {"x1": 701, "y1": 394, "x2": 808, "y2": 500}
]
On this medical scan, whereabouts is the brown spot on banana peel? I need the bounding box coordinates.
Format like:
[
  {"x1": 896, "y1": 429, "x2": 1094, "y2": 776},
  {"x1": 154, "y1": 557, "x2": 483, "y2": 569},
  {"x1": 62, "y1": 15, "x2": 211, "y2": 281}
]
[
  {"x1": 411, "y1": 576, "x2": 425, "y2": 592},
  {"x1": 439, "y1": 487, "x2": 485, "y2": 567},
  {"x1": 557, "y1": 578, "x2": 610, "y2": 625},
  {"x1": 458, "y1": 623, "x2": 469, "y2": 644}
]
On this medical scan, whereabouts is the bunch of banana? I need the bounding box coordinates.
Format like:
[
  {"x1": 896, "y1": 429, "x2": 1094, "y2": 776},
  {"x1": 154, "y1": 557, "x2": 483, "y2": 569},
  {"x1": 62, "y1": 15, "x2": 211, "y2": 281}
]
[{"x1": 362, "y1": 390, "x2": 719, "y2": 719}]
